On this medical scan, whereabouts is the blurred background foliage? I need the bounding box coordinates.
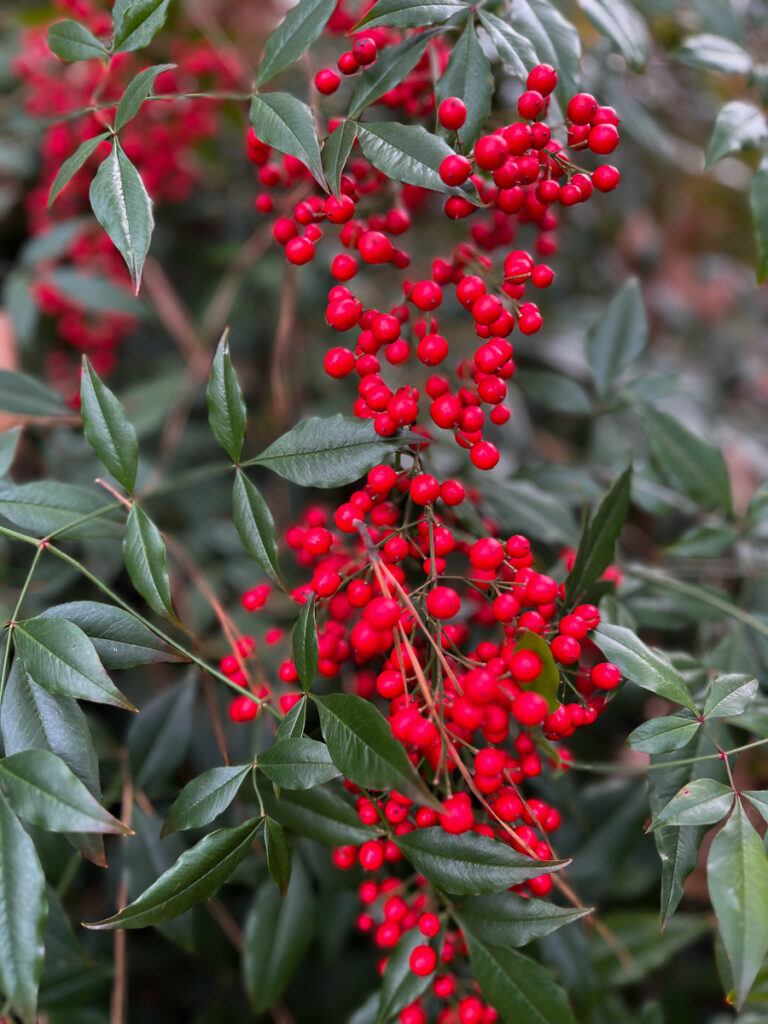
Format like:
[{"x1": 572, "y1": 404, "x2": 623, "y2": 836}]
[{"x1": 1, "y1": 0, "x2": 768, "y2": 1021}]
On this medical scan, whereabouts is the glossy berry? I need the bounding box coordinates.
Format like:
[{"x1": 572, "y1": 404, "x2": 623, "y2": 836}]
[
  {"x1": 527, "y1": 63, "x2": 557, "y2": 95},
  {"x1": 426, "y1": 586, "x2": 461, "y2": 620},
  {"x1": 353, "y1": 36, "x2": 378, "y2": 66},
  {"x1": 409, "y1": 945, "x2": 437, "y2": 976},
  {"x1": 517, "y1": 90, "x2": 545, "y2": 120},
  {"x1": 567, "y1": 92, "x2": 598, "y2": 124},
  {"x1": 439, "y1": 154, "x2": 473, "y2": 186},
  {"x1": 589, "y1": 123, "x2": 619, "y2": 154},
  {"x1": 359, "y1": 231, "x2": 394, "y2": 264},
  {"x1": 438, "y1": 96, "x2": 467, "y2": 131},
  {"x1": 591, "y1": 662, "x2": 622, "y2": 690},
  {"x1": 315, "y1": 69, "x2": 340, "y2": 94}
]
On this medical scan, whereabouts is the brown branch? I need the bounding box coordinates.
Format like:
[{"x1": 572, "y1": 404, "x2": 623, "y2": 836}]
[{"x1": 110, "y1": 751, "x2": 134, "y2": 1024}]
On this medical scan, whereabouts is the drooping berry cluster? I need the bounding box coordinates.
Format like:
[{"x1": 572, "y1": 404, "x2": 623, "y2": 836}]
[{"x1": 249, "y1": 60, "x2": 620, "y2": 471}]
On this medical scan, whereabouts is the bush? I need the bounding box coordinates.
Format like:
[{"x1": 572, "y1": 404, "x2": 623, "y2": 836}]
[{"x1": 2, "y1": 1, "x2": 768, "y2": 1022}]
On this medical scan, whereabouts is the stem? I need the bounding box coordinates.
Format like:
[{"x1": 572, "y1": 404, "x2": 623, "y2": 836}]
[{"x1": 0, "y1": 544, "x2": 44, "y2": 706}]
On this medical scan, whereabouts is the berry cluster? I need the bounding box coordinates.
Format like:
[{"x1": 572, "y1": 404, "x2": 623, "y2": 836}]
[
  {"x1": 14, "y1": 0, "x2": 234, "y2": 394},
  {"x1": 219, "y1": 450, "x2": 623, "y2": 1020},
  {"x1": 249, "y1": 61, "x2": 620, "y2": 471}
]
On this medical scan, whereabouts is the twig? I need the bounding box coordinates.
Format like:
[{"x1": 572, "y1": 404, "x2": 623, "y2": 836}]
[{"x1": 110, "y1": 751, "x2": 134, "y2": 1024}]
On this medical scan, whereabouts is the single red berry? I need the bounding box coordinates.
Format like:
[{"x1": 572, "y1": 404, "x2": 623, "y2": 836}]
[
  {"x1": 512, "y1": 691, "x2": 548, "y2": 726},
  {"x1": 338, "y1": 51, "x2": 358, "y2": 74},
  {"x1": 591, "y1": 662, "x2": 622, "y2": 690},
  {"x1": 426, "y1": 585, "x2": 461, "y2": 620},
  {"x1": 438, "y1": 96, "x2": 467, "y2": 131},
  {"x1": 592, "y1": 164, "x2": 621, "y2": 191},
  {"x1": 409, "y1": 945, "x2": 437, "y2": 976},
  {"x1": 353, "y1": 36, "x2": 378, "y2": 66},
  {"x1": 508, "y1": 649, "x2": 542, "y2": 682},
  {"x1": 439, "y1": 793, "x2": 475, "y2": 834},
  {"x1": 315, "y1": 68, "x2": 340, "y2": 94},
  {"x1": 566, "y1": 92, "x2": 598, "y2": 125},
  {"x1": 588, "y1": 123, "x2": 619, "y2": 155},
  {"x1": 527, "y1": 63, "x2": 557, "y2": 96},
  {"x1": 517, "y1": 89, "x2": 545, "y2": 120},
  {"x1": 470, "y1": 441, "x2": 499, "y2": 470},
  {"x1": 474, "y1": 134, "x2": 509, "y2": 171},
  {"x1": 359, "y1": 230, "x2": 394, "y2": 264},
  {"x1": 285, "y1": 236, "x2": 316, "y2": 265}
]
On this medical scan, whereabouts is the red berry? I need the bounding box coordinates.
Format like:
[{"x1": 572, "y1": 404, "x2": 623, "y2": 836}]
[
  {"x1": 588, "y1": 123, "x2": 619, "y2": 155},
  {"x1": 470, "y1": 441, "x2": 499, "y2": 470},
  {"x1": 409, "y1": 945, "x2": 437, "y2": 976},
  {"x1": 315, "y1": 69, "x2": 340, "y2": 94},
  {"x1": 567, "y1": 92, "x2": 598, "y2": 125},
  {"x1": 426, "y1": 586, "x2": 461, "y2": 620},
  {"x1": 285, "y1": 237, "x2": 314, "y2": 265},
  {"x1": 591, "y1": 662, "x2": 622, "y2": 690},
  {"x1": 592, "y1": 164, "x2": 621, "y2": 191},
  {"x1": 517, "y1": 90, "x2": 545, "y2": 120},
  {"x1": 353, "y1": 36, "x2": 377, "y2": 66},
  {"x1": 438, "y1": 96, "x2": 467, "y2": 131},
  {"x1": 439, "y1": 793, "x2": 475, "y2": 834},
  {"x1": 474, "y1": 134, "x2": 509, "y2": 171},
  {"x1": 512, "y1": 691, "x2": 548, "y2": 726},
  {"x1": 359, "y1": 231, "x2": 393, "y2": 264},
  {"x1": 508, "y1": 649, "x2": 542, "y2": 682},
  {"x1": 527, "y1": 63, "x2": 557, "y2": 96}
]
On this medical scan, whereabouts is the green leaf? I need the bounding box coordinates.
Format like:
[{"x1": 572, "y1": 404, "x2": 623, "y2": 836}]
[
  {"x1": 751, "y1": 157, "x2": 768, "y2": 283},
  {"x1": 512, "y1": 630, "x2": 560, "y2": 712},
  {"x1": 477, "y1": 10, "x2": 537, "y2": 79},
  {"x1": 0, "y1": 790, "x2": 47, "y2": 1024},
  {"x1": 42, "y1": 268, "x2": 146, "y2": 316},
  {"x1": 2, "y1": 273, "x2": 38, "y2": 350},
  {"x1": 0, "y1": 660, "x2": 104, "y2": 865},
  {"x1": 0, "y1": 428, "x2": 20, "y2": 477},
  {"x1": 258, "y1": 738, "x2": 339, "y2": 790},
  {"x1": 514, "y1": 370, "x2": 592, "y2": 415},
  {"x1": 588, "y1": 910, "x2": 712, "y2": 985},
  {"x1": 463, "y1": 932, "x2": 577, "y2": 1024},
  {"x1": 322, "y1": 120, "x2": 358, "y2": 197},
  {"x1": 0, "y1": 371, "x2": 71, "y2": 418},
  {"x1": 114, "y1": 63, "x2": 176, "y2": 132},
  {"x1": 628, "y1": 714, "x2": 701, "y2": 754},
  {"x1": 576, "y1": 0, "x2": 651, "y2": 69},
  {"x1": 349, "y1": 32, "x2": 433, "y2": 119},
  {"x1": 742, "y1": 791, "x2": 768, "y2": 825},
  {"x1": 358, "y1": 0, "x2": 470, "y2": 29},
  {"x1": 393, "y1": 827, "x2": 566, "y2": 895},
  {"x1": 14, "y1": 617, "x2": 134, "y2": 711},
  {"x1": 233, "y1": 471, "x2": 281, "y2": 585},
  {"x1": 0, "y1": 749, "x2": 129, "y2": 834},
  {"x1": 314, "y1": 693, "x2": 438, "y2": 808},
  {"x1": 260, "y1": 779, "x2": 377, "y2": 845},
  {"x1": 358, "y1": 121, "x2": 479, "y2": 198},
  {"x1": 0, "y1": 480, "x2": 120, "y2": 539},
  {"x1": 483, "y1": 478, "x2": 579, "y2": 547},
  {"x1": 704, "y1": 674, "x2": 759, "y2": 718},
  {"x1": 80, "y1": 356, "x2": 138, "y2": 492},
  {"x1": 265, "y1": 816, "x2": 292, "y2": 896},
  {"x1": 592, "y1": 623, "x2": 697, "y2": 712},
  {"x1": 649, "y1": 724, "x2": 729, "y2": 927},
  {"x1": 249, "y1": 92, "x2": 325, "y2": 189},
  {"x1": 587, "y1": 278, "x2": 647, "y2": 397},
  {"x1": 112, "y1": 0, "x2": 171, "y2": 53},
  {"x1": 375, "y1": 927, "x2": 434, "y2": 1024},
  {"x1": 706, "y1": 100, "x2": 767, "y2": 168},
  {"x1": 256, "y1": 0, "x2": 337, "y2": 86},
  {"x1": 509, "y1": 0, "x2": 581, "y2": 98},
  {"x1": 665, "y1": 523, "x2": 738, "y2": 558},
  {"x1": 677, "y1": 33, "x2": 752, "y2": 76},
  {"x1": 207, "y1": 332, "x2": 247, "y2": 463},
  {"x1": 87, "y1": 816, "x2": 262, "y2": 930},
  {"x1": 650, "y1": 779, "x2": 734, "y2": 830},
  {"x1": 243, "y1": 861, "x2": 315, "y2": 1012},
  {"x1": 707, "y1": 801, "x2": 768, "y2": 1008},
  {"x1": 565, "y1": 465, "x2": 631, "y2": 604},
  {"x1": 128, "y1": 678, "x2": 196, "y2": 792},
  {"x1": 292, "y1": 595, "x2": 318, "y2": 691},
  {"x1": 435, "y1": 20, "x2": 492, "y2": 149},
  {"x1": 248, "y1": 413, "x2": 405, "y2": 487},
  {"x1": 123, "y1": 502, "x2": 175, "y2": 619},
  {"x1": 638, "y1": 403, "x2": 732, "y2": 512},
  {"x1": 161, "y1": 765, "x2": 250, "y2": 838},
  {"x1": 455, "y1": 892, "x2": 590, "y2": 948},
  {"x1": 89, "y1": 141, "x2": 154, "y2": 293},
  {"x1": 277, "y1": 697, "x2": 307, "y2": 740},
  {"x1": 48, "y1": 133, "x2": 110, "y2": 208},
  {"x1": 47, "y1": 20, "x2": 108, "y2": 62},
  {"x1": 40, "y1": 600, "x2": 178, "y2": 669}
]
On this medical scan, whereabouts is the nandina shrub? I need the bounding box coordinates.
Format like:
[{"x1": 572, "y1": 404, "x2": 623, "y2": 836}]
[{"x1": 2, "y1": 1, "x2": 768, "y2": 1022}]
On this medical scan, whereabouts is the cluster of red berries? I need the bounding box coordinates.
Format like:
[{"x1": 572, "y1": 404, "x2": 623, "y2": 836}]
[
  {"x1": 14, "y1": 0, "x2": 234, "y2": 396},
  {"x1": 249, "y1": 56, "x2": 619, "y2": 471},
  {"x1": 217, "y1": 449, "x2": 623, "y2": 1020}
]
